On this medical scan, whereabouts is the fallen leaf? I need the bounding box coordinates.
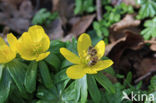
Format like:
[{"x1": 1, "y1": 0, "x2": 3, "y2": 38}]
[
  {"x1": 105, "y1": 37, "x2": 126, "y2": 56},
  {"x1": 122, "y1": 0, "x2": 140, "y2": 8},
  {"x1": 111, "y1": 14, "x2": 140, "y2": 31},
  {"x1": 109, "y1": 31, "x2": 144, "y2": 63},
  {"x1": 144, "y1": 38, "x2": 156, "y2": 51},
  {"x1": 134, "y1": 58, "x2": 156, "y2": 78},
  {"x1": 70, "y1": 14, "x2": 96, "y2": 36},
  {"x1": 109, "y1": 14, "x2": 141, "y2": 42},
  {"x1": 52, "y1": 0, "x2": 75, "y2": 26},
  {"x1": 45, "y1": 18, "x2": 64, "y2": 40}
]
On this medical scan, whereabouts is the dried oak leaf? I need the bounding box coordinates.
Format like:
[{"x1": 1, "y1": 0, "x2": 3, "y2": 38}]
[
  {"x1": 108, "y1": 31, "x2": 144, "y2": 63},
  {"x1": 122, "y1": 0, "x2": 140, "y2": 8},
  {"x1": 62, "y1": 14, "x2": 95, "y2": 41},
  {"x1": 111, "y1": 14, "x2": 140, "y2": 31},
  {"x1": 70, "y1": 14, "x2": 96, "y2": 36},
  {"x1": 134, "y1": 58, "x2": 156, "y2": 78},
  {"x1": 52, "y1": 0, "x2": 75, "y2": 26},
  {"x1": 45, "y1": 18, "x2": 64, "y2": 40},
  {"x1": 144, "y1": 38, "x2": 156, "y2": 51},
  {"x1": 110, "y1": 14, "x2": 141, "y2": 42}
]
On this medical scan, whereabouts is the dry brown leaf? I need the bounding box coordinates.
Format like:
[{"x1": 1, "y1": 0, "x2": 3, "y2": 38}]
[
  {"x1": 52, "y1": 0, "x2": 75, "y2": 26},
  {"x1": 109, "y1": 14, "x2": 141, "y2": 42},
  {"x1": 144, "y1": 38, "x2": 156, "y2": 51},
  {"x1": 62, "y1": 14, "x2": 95, "y2": 41},
  {"x1": 105, "y1": 37, "x2": 126, "y2": 56},
  {"x1": 134, "y1": 58, "x2": 156, "y2": 78},
  {"x1": 70, "y1": 14, "x2": 96, "y2": 36},
  {"x1": 111, "y1": 14, "x2": 140, "y2": 31},
  {"x1": 150, "y1": 44, "x2": 156, "y2": 51},
  {"x1": 109, "y1": 31, "x2": 144, "y2": 63},
  {"x1": 122, "y1": 0, "x2": 140, "y2": 8},
  {"x1": 61, "y1": 33, "x2": 75, "y2": 42},
  {"x1": 45, "y1": 18, "x2": 64, "y2": 40}
]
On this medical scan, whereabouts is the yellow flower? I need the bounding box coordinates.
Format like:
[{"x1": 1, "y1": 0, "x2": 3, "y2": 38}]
[
  {"x1": 60, "y1": 33, "x2": 113, "y2": 79},
  {"x1": 0, "y1": 33, "x2": 17, "y2": 64},
  {"x1": 17, "y1": 25, "x2": 50, "y2": 61}
]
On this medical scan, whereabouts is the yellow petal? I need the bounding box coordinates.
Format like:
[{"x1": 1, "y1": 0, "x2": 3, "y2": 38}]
[
  {"x1": 17, "y1": 32, "x2": 36, "y2": 60},
  {"x1": 77, "y1": 33, "x2": 91, "y2": 59},
  {"x1": 0, "y1": 37, "x2": 6, "y2": 46},
  {"x1": 7, "y1": 33, "x2": 18, "y2": 52},
  {"x1": 66, "y1": 65, "x2": 86, "y2": 79},
  {"x1": 28, "y1": 25, "x2": 46, "y2": 42},
  {"x1": 60, "y1": 48, "x2": 81, "y2": 64},
  {"x1": 95, "y1": 40, "x2": 105, "y2": 59},
  {"x1": 93, "y1": 60, "x2": 113, "y2": 71},
  {"x1": 36, "y1": 51, "x2": 50, "y2": 61},
  {"x1": 0, "y1": 45, "x2": 16, "y2": 64},
  {"x1": 39, "y1": 34, "x2": 50, "y2": 52},
  {"x1": 84, "y1": 66, "x2": 97, "y2": 74}
]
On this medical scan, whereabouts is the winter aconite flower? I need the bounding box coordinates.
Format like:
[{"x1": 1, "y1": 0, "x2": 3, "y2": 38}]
[
  {"x1": 60, "y1": 33, "x2": 113, "y2": 79},
  {"x1": 17, "y1": 25, "x2": 50, "y2": 61},
  {"x1": 0, "y1": 33, "x2": 17, "y2": 64}
]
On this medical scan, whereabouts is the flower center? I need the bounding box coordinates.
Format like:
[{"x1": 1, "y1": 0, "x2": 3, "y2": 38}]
[
  {"x1": 86, "y1": 46, "x2": 99, "y2": 66},
  {"x1": 32, "y1": 42, "x2": 43, "y2": 55}
]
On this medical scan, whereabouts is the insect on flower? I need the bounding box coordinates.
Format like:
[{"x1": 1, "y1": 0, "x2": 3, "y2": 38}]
[{"x1": 60, "y1": 33, "x2": 113, "y2": 79}]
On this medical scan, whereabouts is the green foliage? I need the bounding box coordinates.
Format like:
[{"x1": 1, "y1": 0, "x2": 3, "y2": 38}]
[
  {"x1": 87, "y1": 75, "x2": 101, "y2": 103},
  {"x1": 74, "y1": 0, "x2": 95, "y2": 15},
  {"x1": 148, "y1": 75, "x2": 156, "y2": 92},
  {"x1": 141, "y1": 17, "x2": 156, "y2": 40},
  {"x1": 24, "y1": 61, "x2": 38, "y2": 93},
  {"x1": 32, "y1": 8, "x2": 58, "y2": 25},
  {"x1": 0, "y1": 37, "x2": 154, "y2": 103},
  {"x1": 93, "y1": 3, "x2": 134, "y2": 42},
  {"x1": 95, "y1": 72, "x2": 115, "y2": 93},
  {"x1": 137, "y1": 0, "x2": 156, "y2": 19},
  {"x1": 0, "y1": 68, "x2": 11, "y2": 103},
  {"x1": 39, "y1": 61, "x2": 54, "y2": 89}
]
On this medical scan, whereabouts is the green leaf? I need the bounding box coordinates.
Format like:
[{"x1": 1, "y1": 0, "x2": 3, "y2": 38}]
[
  {"x1": 54, "y1": 69, "x2": 70, "y2": 95},
  {"x1": 87, "y1": 75, "x2": 101, "y2": 103},
  {"x1": 61, "y1": 60, "x2": 72, "y2": 69},
  {"x1": 66, "y1": 37, "x2": 77, "y2": 54},
  {"x1": 32, "y1": 8, "x2": 58, "y2": 25},
  {"x1": 7, "y1": 60, "x2": 28, "y2": 97},
  {"x1": 0, "y1": 68, "x2": 11, "y2": 103},
  {"x1": 74, "y1": 0, "x2": 82, "y2": 14},
  {"x1": 8, "y1": 84, "x2": 28, "y2": 103},
  {"x1": 39, "y1": 61, "x2": 54, "y2": 88},
  {"x1": 148, "y1": 75, "x2": 156, "y2": 92},
  {"x1": 54, "y1": 69, "x2": 69, "y2": 83},
  {"x1": 37, "y1": 86, "x2": 58, "y2": 101},
  {"x1": 50, "y1": 40, "x2": 65, "y2": 54},
  {"x1": 141, "y1": 17, "x2": 156, "y2": 40},
  {"x1": 74, "y1": 0, "x2": 95, "y2": 15},
  {"x1": 24, "y1": 62, "x2": 38, "y2": 93},
  {"x1": 95, "y1": 72, "x2": 115, "y2": 93},
  {"x1": 0, "y1": 65, "x2": 4, "y2": 81},
  {"x1": 45, "y1": 53, "x2": 61, "y2": 71},
  {"x1": 77, "y1": 75, "x2": 88, "y2": 103},
  {"x1": 137, "y1": 0, "x2": 156, "y2": 19},
  {"x1": 62, "y1": 81, "x2": 80, "y2": 102},
  {"x1": 123, "y1": 72, "x2": 132, "y2": 87}
]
